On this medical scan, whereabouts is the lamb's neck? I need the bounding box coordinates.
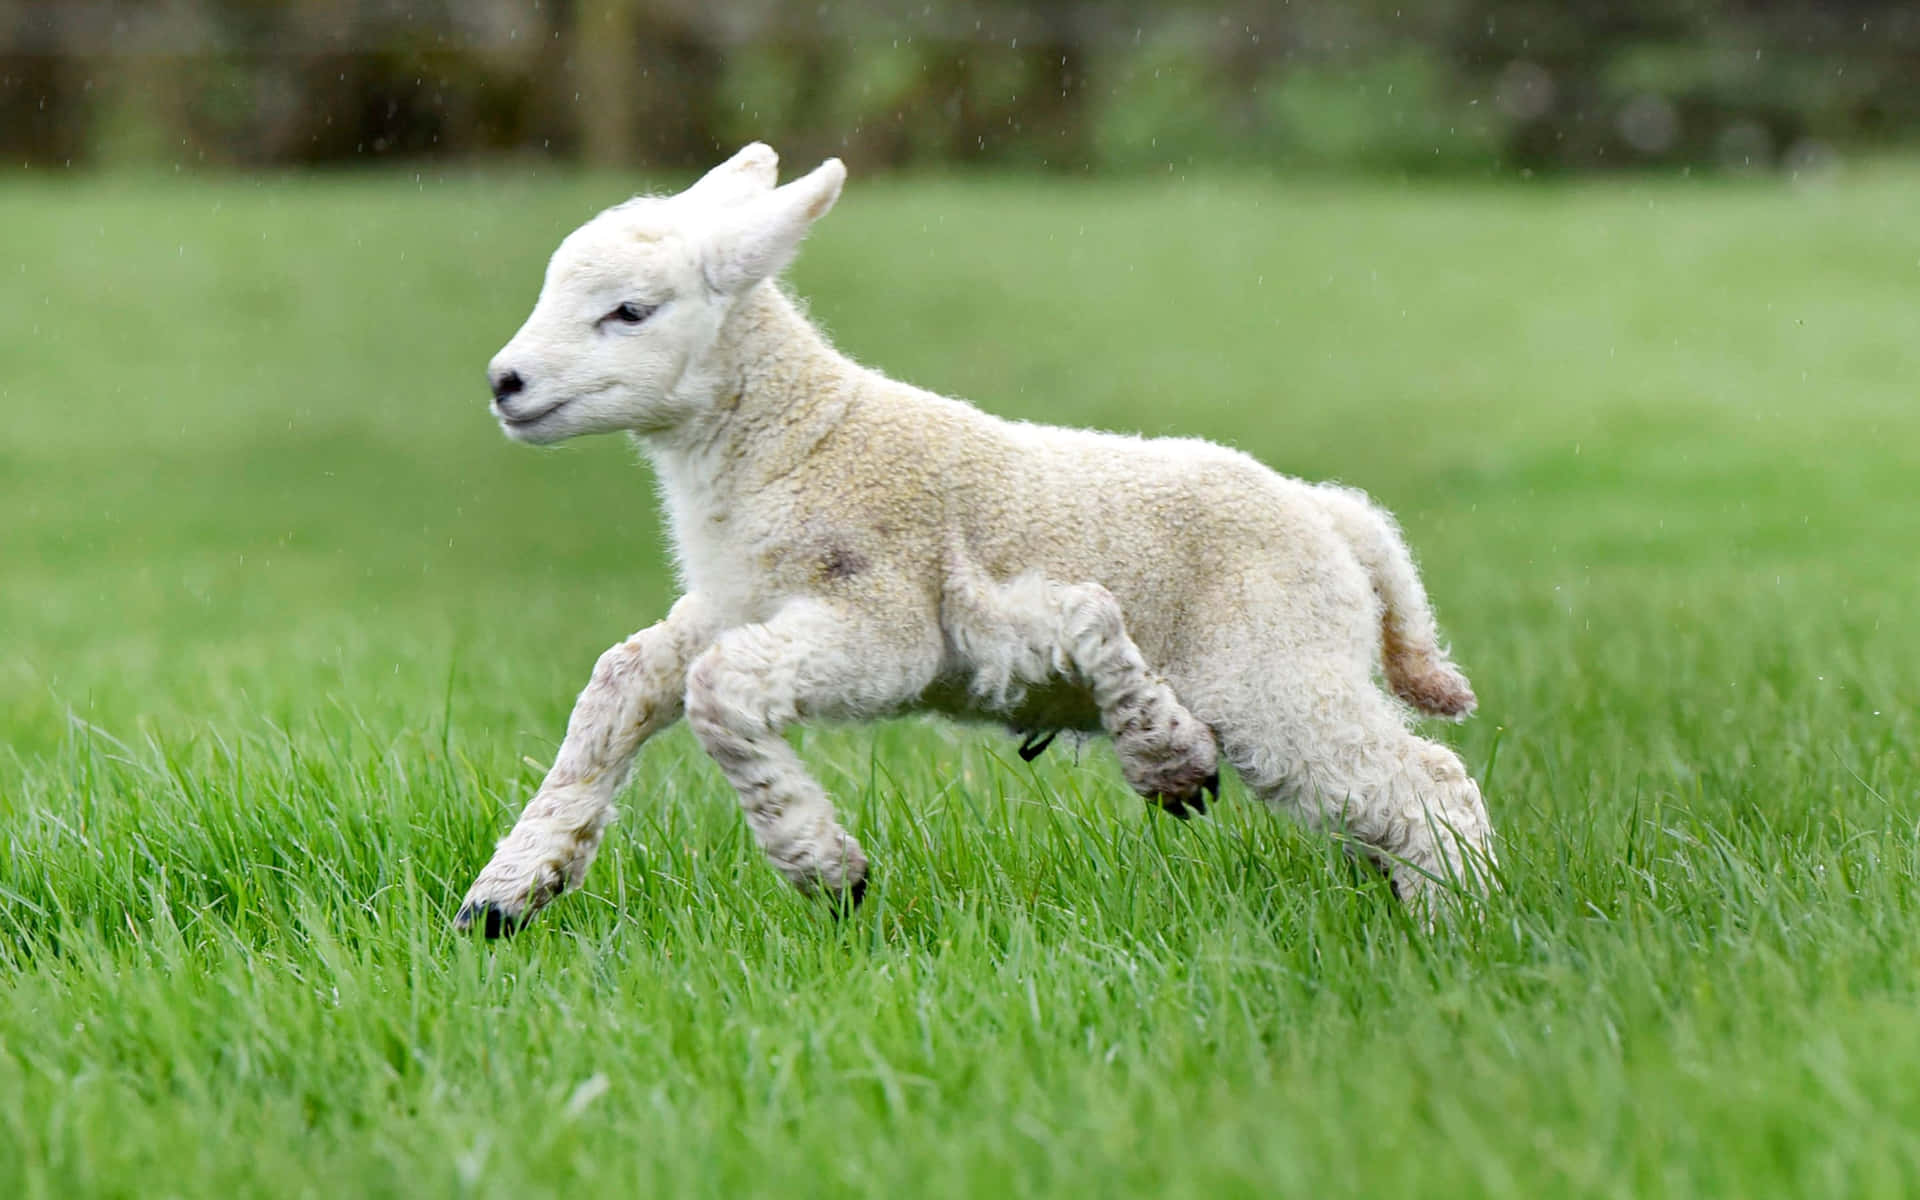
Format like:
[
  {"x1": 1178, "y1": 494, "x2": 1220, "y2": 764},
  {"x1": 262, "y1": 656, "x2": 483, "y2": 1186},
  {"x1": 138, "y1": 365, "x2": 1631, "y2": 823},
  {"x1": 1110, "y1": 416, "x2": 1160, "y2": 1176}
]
[{"x1": 643, "y1": 282, "x2": 865, "y2": 536}]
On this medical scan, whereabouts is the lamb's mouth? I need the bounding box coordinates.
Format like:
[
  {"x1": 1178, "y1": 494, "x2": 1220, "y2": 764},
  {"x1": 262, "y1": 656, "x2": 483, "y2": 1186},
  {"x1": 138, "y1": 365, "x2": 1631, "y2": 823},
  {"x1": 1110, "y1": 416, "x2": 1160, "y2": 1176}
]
[{"x1": 498, "y1": 400, "x2": 568, "y2": 428}]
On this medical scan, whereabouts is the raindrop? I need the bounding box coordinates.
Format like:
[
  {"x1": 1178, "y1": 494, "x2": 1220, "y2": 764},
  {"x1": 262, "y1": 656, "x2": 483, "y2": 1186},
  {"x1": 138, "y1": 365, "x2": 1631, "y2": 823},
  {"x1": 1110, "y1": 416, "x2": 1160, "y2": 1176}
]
[{"x1": 1716, "y1": 120, "x2": 1773, "y2": 171}]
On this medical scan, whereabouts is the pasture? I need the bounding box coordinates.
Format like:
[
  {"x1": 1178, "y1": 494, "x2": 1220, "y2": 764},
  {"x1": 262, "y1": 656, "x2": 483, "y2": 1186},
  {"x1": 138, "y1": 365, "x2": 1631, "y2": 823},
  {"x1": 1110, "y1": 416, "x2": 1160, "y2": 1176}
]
[{"x1": 2, "y1": 164, "x2": 1917, "y2": 1196}]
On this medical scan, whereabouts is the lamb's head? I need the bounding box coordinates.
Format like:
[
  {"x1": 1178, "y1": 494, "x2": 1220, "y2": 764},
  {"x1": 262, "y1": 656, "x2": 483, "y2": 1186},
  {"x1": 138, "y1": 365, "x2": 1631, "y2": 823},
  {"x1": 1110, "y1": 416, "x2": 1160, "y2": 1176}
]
[{"x1": 487, "y1": 143, "x2": 845, "y2": 443}]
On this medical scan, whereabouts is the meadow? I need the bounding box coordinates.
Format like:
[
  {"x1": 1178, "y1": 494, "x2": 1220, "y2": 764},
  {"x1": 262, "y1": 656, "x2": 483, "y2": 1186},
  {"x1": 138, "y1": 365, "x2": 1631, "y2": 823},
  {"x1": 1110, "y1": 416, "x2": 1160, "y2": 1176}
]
[{"x1": 2, "y1": 162, "x2": 1917, "y2": 1196}]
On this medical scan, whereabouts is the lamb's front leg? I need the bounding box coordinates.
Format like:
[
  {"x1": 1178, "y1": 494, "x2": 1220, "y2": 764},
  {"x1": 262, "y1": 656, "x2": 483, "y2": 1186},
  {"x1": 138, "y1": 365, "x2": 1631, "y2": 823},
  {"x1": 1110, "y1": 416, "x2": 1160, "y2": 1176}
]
[
  {"x1": 949, "y1": 573, "x2": 1219, "y2": 816},
  {"x1": 1055, "y1": 582, "x2": 1221, "y2": 816},
  {"x1": 684, "y1": 598, "x2": 941, "y2": 905},
  {"x1": 456, "y1": 594, "x2": 716, "y2": 936}
]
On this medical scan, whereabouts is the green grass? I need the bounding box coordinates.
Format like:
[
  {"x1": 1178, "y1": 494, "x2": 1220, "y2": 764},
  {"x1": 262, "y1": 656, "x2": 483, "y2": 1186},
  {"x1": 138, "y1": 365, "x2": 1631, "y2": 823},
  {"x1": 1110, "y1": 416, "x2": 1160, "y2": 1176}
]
[{"x1": 3, "y1": 162, "x2": 1918, "y2": 1197}]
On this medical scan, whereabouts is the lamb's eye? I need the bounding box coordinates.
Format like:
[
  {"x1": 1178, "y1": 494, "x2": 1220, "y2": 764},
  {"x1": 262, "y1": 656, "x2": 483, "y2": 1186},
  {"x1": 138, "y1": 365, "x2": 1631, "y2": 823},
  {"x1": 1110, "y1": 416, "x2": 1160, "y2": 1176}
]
[{"x1": 608, "y1": 301, "x2": 656, "y2": 325}]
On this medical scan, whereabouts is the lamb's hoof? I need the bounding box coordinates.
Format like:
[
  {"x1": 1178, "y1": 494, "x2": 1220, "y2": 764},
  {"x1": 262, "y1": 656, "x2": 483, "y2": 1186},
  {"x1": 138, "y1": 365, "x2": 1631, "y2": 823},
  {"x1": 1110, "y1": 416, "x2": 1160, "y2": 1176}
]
[
  {"x1": 826, "y1": 875, "x2": 868, "y2": 919},
  {"x1": 454, "y1": 899, "x2": 525, "y2": 940},
  {"x1": 1148, "y1": 771, "x2": 1218, "y2": 820},
  {"x1": 1152, "y1": 796, "x2": 1202, "y2": 819},
  {"x1": 1118, "y1": 707, "x2": 1219, "y2": 811}
]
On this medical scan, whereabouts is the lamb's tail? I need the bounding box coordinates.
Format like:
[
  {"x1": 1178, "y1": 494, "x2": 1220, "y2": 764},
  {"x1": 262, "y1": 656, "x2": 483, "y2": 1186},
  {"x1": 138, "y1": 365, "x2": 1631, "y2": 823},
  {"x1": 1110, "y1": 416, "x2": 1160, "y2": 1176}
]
[{"x1": 1315, "y1": 484, "x2": 1477, "y2": 719}]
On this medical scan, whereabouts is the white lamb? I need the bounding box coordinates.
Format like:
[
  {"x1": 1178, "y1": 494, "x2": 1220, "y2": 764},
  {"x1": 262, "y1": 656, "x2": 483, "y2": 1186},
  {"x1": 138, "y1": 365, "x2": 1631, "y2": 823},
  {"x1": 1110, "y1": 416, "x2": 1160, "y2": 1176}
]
[{"x1": 456, "y1": 143, "x2": 1496, "y2": 936}]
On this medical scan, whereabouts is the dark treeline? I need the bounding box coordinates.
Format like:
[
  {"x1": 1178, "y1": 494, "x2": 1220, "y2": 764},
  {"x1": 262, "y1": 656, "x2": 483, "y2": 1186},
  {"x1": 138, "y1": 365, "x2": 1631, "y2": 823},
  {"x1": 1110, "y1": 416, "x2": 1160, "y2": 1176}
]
[{"x1": 3, "y1": 0, "x2": 1916, "y2": 174}]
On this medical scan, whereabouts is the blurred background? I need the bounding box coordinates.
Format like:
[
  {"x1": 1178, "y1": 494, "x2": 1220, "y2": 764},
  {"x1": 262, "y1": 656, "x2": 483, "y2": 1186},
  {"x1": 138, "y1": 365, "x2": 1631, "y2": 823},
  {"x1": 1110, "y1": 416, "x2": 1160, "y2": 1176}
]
[{"x1": 5, "y1": 0, "x2": 1917, "y2": 177}]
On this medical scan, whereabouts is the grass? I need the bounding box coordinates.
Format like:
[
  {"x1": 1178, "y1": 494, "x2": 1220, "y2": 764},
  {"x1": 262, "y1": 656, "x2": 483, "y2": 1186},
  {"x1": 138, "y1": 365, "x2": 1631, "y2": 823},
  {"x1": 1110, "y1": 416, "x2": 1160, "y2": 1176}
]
[{"x1": 3, "y1": 161, "x2": 1918, "y2": 1197}]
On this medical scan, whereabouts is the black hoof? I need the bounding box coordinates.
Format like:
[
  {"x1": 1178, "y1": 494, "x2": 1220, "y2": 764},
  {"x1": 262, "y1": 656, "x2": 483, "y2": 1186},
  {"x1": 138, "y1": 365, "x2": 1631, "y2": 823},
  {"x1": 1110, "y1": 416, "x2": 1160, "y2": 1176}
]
[
  {"x1": 1151, "y1": 794, "x2": 1202, "y2": 820},
  {"x1": 1151, "y1": 773, "x2": 1216, "y2": 820},
  {"x1": 456, "y1": 900, "x2": 523, "y2": 940},
  {"x1": 828, "y1": 876, "x2": 868, "y2": 919}
]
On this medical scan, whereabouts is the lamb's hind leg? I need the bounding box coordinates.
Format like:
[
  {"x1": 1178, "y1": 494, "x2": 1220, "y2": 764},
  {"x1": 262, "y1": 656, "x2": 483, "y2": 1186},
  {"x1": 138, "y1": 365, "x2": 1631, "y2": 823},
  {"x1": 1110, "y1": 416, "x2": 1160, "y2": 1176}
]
[
  {"x1": 1215, "y1": 672, "x2": 1497, "y2": 922},
  {"x1": 684, "y1": 598, "x2": 942, "y2": 904},
  {"x1": 948, "y1": 574, "x2": 1218, "y2": 815},
  {"x1": 456, "y1": 594, "x2": 717, "y2": 936}
]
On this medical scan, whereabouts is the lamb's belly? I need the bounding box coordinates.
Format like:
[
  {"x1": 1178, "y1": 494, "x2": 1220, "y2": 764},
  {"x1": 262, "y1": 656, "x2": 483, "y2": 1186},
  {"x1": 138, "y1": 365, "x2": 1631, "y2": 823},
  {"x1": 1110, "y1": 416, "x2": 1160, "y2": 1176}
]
[{"x1": 915, "y1": 675, "x2": 1104, "y2": 735}]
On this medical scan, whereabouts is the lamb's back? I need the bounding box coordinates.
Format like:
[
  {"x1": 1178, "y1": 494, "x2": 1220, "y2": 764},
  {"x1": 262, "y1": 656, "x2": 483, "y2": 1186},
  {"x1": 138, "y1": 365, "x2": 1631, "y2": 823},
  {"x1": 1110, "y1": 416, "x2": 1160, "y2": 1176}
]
[{"x1": 816, "y1": 379, "x2": 1351, "y2": 660}]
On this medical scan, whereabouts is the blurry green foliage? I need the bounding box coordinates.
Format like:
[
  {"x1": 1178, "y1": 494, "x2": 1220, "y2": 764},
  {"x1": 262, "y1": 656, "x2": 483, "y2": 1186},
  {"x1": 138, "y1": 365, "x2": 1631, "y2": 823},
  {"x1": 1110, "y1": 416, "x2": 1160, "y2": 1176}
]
[
  {"x1": 1261, "y1": 54, "x2": 1503, "y2": 172},
  {"x1": 0, "y1": 0, "x2": 1915, "y2": 173}
]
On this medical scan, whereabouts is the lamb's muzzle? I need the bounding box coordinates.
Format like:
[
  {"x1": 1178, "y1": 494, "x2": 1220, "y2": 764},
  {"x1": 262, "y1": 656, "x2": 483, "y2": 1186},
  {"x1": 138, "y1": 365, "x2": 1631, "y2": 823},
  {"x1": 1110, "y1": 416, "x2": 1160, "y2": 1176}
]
[
  {"x1": 455, "y1": 142, "x2": 1497, "y2": 937},
  {"x1": 489, "y1": 368, "x2": 524, "y2": 403}
]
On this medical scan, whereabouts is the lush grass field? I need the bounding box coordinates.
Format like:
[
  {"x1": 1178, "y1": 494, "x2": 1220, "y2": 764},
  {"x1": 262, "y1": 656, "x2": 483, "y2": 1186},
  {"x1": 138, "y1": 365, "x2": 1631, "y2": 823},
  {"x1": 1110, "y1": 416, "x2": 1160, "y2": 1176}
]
[{"x1": 2, "y1": 162, "x2": 1917, "y2": 1196}]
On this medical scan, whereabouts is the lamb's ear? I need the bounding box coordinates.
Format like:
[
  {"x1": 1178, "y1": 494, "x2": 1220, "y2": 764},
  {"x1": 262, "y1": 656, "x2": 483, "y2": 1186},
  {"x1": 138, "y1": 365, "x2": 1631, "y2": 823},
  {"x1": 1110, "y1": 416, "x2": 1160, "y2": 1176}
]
[
  {"x1": 678, "y1": 142, "x2": 779, "y2": 207},
  {"x1": 702, "y1": 158, "x2": 845, "y2": 294}
]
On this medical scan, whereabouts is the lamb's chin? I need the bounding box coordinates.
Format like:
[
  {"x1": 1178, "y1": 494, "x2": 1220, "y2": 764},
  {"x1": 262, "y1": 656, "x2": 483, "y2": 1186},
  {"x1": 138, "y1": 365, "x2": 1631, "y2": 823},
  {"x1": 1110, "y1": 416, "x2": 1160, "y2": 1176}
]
[{"x1": 499, "y1": 408, "x2": 579, "y2": 445}]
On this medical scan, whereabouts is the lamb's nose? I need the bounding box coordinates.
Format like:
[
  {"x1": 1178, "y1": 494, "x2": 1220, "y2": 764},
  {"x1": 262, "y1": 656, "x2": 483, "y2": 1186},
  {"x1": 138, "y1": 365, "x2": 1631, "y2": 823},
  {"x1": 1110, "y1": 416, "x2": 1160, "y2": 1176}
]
[{"x1": 490, "y1": 369, "x2": 524, "y2": 403}]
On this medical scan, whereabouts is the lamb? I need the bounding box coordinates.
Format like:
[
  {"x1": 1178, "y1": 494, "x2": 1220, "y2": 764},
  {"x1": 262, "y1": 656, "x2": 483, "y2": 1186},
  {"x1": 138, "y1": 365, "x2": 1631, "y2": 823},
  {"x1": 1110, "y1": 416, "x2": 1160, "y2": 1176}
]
[{"x1": 455, "y1": 143, "x2": 1496, "y2": 937}]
